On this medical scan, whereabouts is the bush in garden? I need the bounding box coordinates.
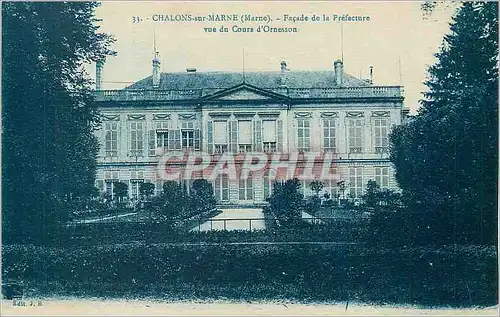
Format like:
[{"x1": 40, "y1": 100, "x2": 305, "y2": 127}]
[
  {"x1": 266, "y1": 179, "x2": 304, "y2": 226},
  {"x1": 113, "y1": 181, "x2": 128, "y2": 204},
  {"x1": 189, "y1": 179, "x2": 217, "y2": 216},
  {"x1": 150, "y1": 181, "x2": 190, "y2": 220}
]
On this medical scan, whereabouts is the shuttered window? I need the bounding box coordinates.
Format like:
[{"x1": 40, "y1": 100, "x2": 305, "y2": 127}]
[
  {"x1": 214, "y1": 121, "x2": 228, "y2": 144},
  {"x1": 297, "y1": 118, "x2": 310, "y2": 151},
  {"x1": 238, "y1": 121, "x2": 252, "y2": 144},
  {"x1": 105, "y1": 122, "x2": 118, "y2": 157},
  {"x1": 348, "y1": 119, "x2": 363, "y2": 153},
  {"x1": 130, "y1": 121, "x2": 144, "y2": 156},
  {"x1": 349, "y1": 167, "x2": 363, "y2": 198},
  {"x1": 322, "y1": 118, "x2": 336, "y2": 152}
]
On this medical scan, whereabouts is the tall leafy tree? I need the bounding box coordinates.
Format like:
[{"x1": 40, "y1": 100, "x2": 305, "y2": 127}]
[
  {"x1": 265, "y1": 179, "x2": 304, "y2": 225},
  {"x1": 390, "y1": 2, "x2": 498, "y2": 244},
  {"x1": 2, "y1": 2, "x2": 115, "y2": 242}
]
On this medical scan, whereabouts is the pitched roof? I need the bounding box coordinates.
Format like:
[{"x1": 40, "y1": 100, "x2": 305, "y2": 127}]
[{"x1": 125, "y1": 70, "x2": 370, "y2": 90}]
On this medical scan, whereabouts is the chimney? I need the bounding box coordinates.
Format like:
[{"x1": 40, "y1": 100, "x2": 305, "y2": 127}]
[
  {"x1": 369, "y1": 65, "x2": 374, "y2": 84},
  {"x1": 96, "y1": 58, "x2": 105, "y2": 91},
  {"x1": 280, "y1": 61, "x2": 287, "y2": 86},
  {"x1": 334, "y1": 59, "x2": 344, "y2": 86},
  {"x1": 152, "y1": 51, "x2": 161, "y2": 88}
]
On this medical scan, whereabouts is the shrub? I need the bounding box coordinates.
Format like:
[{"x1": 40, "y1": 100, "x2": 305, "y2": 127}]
[{"x1": 266, "y1": 179, "x2": 304, "y2": 226}]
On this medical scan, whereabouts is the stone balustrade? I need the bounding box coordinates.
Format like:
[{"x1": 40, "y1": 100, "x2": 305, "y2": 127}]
[{"x1": 94, "y1": 86, "x2": 403, "y2": 102}]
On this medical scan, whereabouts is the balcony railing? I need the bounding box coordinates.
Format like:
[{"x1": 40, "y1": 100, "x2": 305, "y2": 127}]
[
  {"x1": 374, "y1": 146, "x2": 388, "y2": 154},
  {"x1": 214, "y1": 144, "x2": 228, "y2": 154},
  {"x1": 263, "y1": 142, "x2": 277, "y2": 153},
  {"x1": 94, "y1": 86, "x2": 403, "y2": 102}
]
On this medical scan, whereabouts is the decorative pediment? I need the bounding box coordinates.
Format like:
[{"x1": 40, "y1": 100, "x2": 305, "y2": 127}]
[
  {"x1": 234, "y1": 112, "x2": 256, "y2": 118},
  {"x1": 209, "y1": 112, "x2": 232, "y2": 118},
  {"x1": 153, "y1": 114, "x2": 170, "y2": 120},
  {"x1": 258, "y1": 111, "x2": 281, "y2": 118},
  {"x1": 179, "y1": 113, "x2": 196, "y2": 120},
  {"x1": 294, "y1": 112, "x2": 312, "y2": 118},
  {"x1": 127, "y1": 114, "x2": 145, "y2": 120},
  {"x1": 372, "y1": 111, "x2": 390, "y2": 117},
  {"x1": 321, "y1": 112, "x2": 338, "y2": 118},
  {"x1": 346, "y1": 111, "x2": 364, "y2": 117},
  {"x1": 200, "y1": 83, "x2": 289, "y2": 102},
  {"x1": 102, "y1": 114, "x2": 120, "y2": 121}
]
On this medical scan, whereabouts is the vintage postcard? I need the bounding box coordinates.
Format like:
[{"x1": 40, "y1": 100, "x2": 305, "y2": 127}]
[{"x1": 1, "y1": 0, "x2": 498, "y2": 316}]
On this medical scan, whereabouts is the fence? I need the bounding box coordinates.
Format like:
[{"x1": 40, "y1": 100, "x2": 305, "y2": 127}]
[{"x1": 58, "y1": 215, "x2": 371, "y2": 246}]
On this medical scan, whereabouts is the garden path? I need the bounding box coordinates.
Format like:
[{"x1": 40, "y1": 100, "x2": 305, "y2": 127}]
[{"x1": 190, "y1": 208, "x2": 265, "y2": 232}]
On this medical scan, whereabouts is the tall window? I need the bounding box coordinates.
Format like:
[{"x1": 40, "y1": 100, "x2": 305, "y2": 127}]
[
  {"x1": 262, "y1": 120, "x2": 277, "y2": 153},
  {"x1": 297, "y1": 118, "x2": 310, "y2": 151},
  {"x1": 238, "y1": 120, "x2": 252, "y2": 152},
  {"x1": 325, "y1": 179, "x2": 339, "y2": 200},
  {"x1": 130, "y1": 170, "x2": 144, "y2": 200},
  {"x1": 104, "y1": 171, "x2": 119, "y2": 199},
  {"x1": 375, "y1": 167, "x2": 389, "y2": 189},
  {"x1": 239, "y1": 171, "x2": 253, "y2": 200},
  {"x1": 348, "y1": 167, "x2": 363, "y2": 198},
  {"x1": 130, "y1": 121, "x2": 144, "y2": 156},
  {"x1": 104, "y1": 122, "x2": 118, "y2": 157},
  {"x1": 374, "y1": 118, "x2": 389, "y2": 153},
  {"x1": 263, "y1": 169, "x2": 276, "y2": 200},
  {"x1": 155, "y1": 121, "x2": 169, "y2": 148},
  {"x1": 348, "y1": 119, "x2": 363, "y2": 153},
  {"x1": 214, "y1": 121, "x2": 228, "y2": 154},
  {"x1": 181, "y1": 121, "x2": 195, "y2": 149},
  {"x1": 214, "y1": 173, "x2": 229, "y2": 202},
  {"x1": 323, "y1": 118, "x2": 336, "y2": 152},
  {"x1": 300, "y1": 180, "x2": 312, "y2": 197}
]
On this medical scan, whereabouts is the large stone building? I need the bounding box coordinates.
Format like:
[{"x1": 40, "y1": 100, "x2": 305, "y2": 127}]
[{"x1": 93, "y1": 54, "x2": 408, "y2": 205}]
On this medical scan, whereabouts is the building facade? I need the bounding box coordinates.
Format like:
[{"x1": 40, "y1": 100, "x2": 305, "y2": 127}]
[{"x1": 93, "y1": 57, "x2": 408, "y2": 205}]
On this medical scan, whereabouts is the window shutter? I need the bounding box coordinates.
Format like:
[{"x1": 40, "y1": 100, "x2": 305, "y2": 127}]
[
  {"x1": 253, "y1": 119, "x2": 262, "y2": 152},
  {"x1": 194, "y1": 129, "x2": 201, "y2": 150},
  {"x1": 99, "y1": 125, "x2": 105, "y2": 157},
  {"x1": 168, "y1": 128, "x2": 175, "y2": 150},
  {"x1": 148, "y1": 129, "x2": 156, "y2": 156},
  {"x1": 229, "y1": 120, "x2": 238, "y2": 153},
  {"x1": 277, "y1": 120, "x2": 283, "y2": 152},
  {"x1": 174, "y1": 129, "x2": 181, "y2": 150},
  {"x1": 141, "y1": 122, "x2": 146, "y2": 156},
  {"x1": 207, "y1": 120, "x2": 213, "y2": 154}
]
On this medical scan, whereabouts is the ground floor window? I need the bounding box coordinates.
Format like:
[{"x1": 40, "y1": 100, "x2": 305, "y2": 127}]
[
  {"x1": 348, "y1": 167, "x2": 363, "y2": 199},
  {"x1": 130, "y1": 180, "x2": 143, "y2": 200},
  {"x1": 263, "y1": 170, "x2": 276, "y2": 200},
  {"x1": 375, "y1": 166, "x2": 389, "y2": 189},
  {"x1": 325, "y1": 179, "x2": 339, "y2": 201},
  {"x1": 214, "y1": 174, "x2": 229, "y2": 202},
  {"x1": 239, "y1": 172, "x2": 253, "y2": 201}
]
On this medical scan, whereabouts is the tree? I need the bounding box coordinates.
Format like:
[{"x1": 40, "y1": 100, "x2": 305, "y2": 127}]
[
  {"x1": 309, "y1": 181, "x2": 324, "y2": 197},
  {"x1": 265, "y1": 179, "x2": 304, "y2": 225},
  {"x1": 390, "y1": 2, "x2": 498, "y2": 245},
  {"x1": 139, "y1": 182, "x2": 155, "y2": 201},
  {"x1": 2, "y1": 2, "x2": 115, "y2": 242},
  {"x1": 113, "y1": 182, "x2": 128, "y2": 204},
  {"x1": 158, "y1": 181, "x2": 189, "y2": 219},
  {"x1": 190, "y1": 179, "x2": 217, "y2": 216},
  {"x1": 362, "y1": 180, "x2": 381, "y2": 210}
]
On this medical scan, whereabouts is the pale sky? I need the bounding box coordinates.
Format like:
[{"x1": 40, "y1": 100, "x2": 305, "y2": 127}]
[{"x1": 90, "y1": 1, "x2": 457, "y2": 113}]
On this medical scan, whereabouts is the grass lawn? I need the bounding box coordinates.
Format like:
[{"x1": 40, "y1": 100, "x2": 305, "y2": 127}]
[{"x1": 2, "y1": 243, "x2": 497, "y2": 307}]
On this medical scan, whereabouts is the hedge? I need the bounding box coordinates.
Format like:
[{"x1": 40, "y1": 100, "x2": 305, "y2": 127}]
[{"x1": 2, "y1": 243, "x2": 497, "y2": 307}]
